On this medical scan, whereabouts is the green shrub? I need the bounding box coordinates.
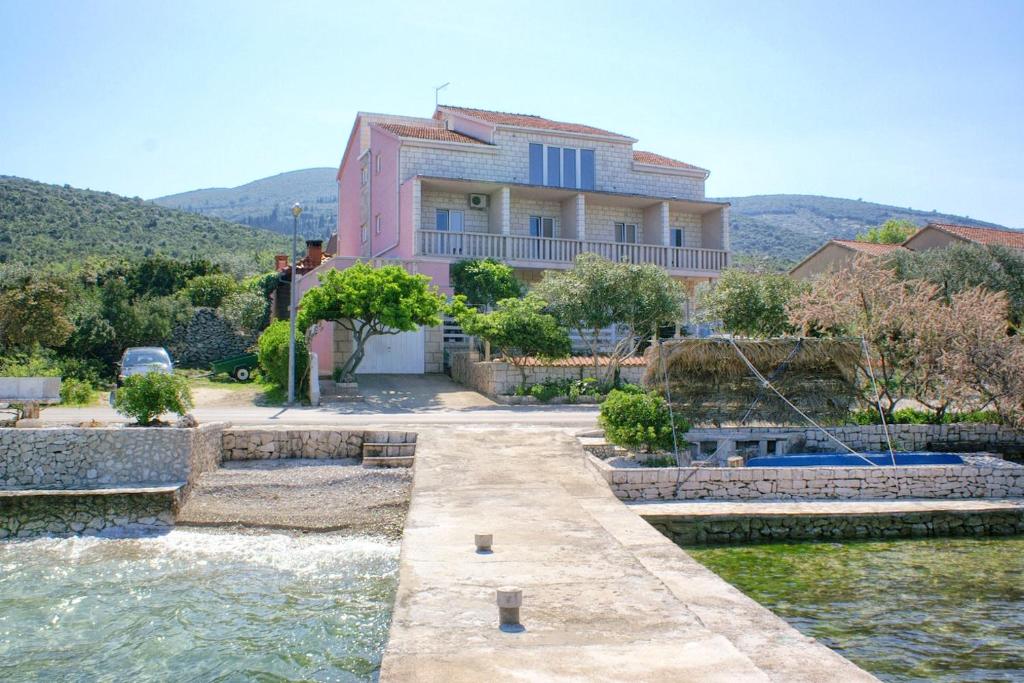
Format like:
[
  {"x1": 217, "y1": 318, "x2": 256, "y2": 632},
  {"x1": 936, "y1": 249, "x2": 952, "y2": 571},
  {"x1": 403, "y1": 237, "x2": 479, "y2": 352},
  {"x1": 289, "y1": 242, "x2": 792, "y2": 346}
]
[
  {"x1": 184, "y1": 274, "x2": 237, "y2": 308},
  {"x1": 113, "y1": 372, "x2": 193, "y2": 425},
  {"x1": 60, "y1": 378, "x2": 94, "y2": 406},
  {"x1": 599, "y1": 389, "x2": 683, "y2": 452},
  {"x1": 848, "y1": 407, "x2": 1004, "y2": 425},
  {"x1": 530, "y1": 380, "x2": 565, "y2": 403},
  {"x1": 220, "y1": 289, "x2": 269, "y2": 333},
  {"x1": 257, "y1": 320, "x2": 309, "y2": 395}
]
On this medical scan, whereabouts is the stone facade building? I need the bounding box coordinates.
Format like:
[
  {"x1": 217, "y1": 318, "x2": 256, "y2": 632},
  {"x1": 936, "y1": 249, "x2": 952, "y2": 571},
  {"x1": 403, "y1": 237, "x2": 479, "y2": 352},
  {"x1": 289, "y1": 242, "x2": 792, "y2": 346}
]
[{"x1": 300, "y1": 105, "x2": 731, "y2": 376}]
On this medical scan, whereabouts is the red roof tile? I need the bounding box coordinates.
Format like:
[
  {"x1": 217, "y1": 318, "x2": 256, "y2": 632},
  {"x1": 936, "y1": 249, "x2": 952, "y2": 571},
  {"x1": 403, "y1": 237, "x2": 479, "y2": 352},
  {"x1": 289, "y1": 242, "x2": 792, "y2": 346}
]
[
  {"x1": 438, "y1": 106, "x2": 633, "y2": 140},
  {"x1": 518, "y1": 355, "x2": 647, "y2": 367},
  {"x1": 832, "y1": 240, "x2": 907, "y2": 255},
  {"x1": 924, "y1": 223, "x2": 1024, "y2": 249},
  {"x1": 376, "y1": 123, "x2": 489, "y2": 145},
  {"x1": 633, "y1": 150, "x2": 706, "y2": 172}
]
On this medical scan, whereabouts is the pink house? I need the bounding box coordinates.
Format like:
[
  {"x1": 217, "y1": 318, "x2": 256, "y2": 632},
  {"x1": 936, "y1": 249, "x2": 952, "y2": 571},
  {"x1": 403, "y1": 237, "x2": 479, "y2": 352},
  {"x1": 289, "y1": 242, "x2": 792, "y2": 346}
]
[{"x1": 303, "y1": 106, "x2": 732, "y2": 375}]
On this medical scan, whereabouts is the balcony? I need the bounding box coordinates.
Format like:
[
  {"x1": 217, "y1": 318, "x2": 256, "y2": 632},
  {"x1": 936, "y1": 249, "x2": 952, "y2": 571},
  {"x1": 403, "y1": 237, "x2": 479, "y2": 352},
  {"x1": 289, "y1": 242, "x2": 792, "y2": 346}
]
[{"x1": 416, "y1": 230, "x2": 728, "y2": 275}]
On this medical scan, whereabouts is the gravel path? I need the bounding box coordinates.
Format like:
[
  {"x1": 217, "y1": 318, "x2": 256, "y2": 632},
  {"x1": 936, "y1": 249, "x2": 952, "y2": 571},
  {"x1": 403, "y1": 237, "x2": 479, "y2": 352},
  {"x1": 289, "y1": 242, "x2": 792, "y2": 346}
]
[{"x1": 176, "y1": 459, "x2": 412, "y2": 538}]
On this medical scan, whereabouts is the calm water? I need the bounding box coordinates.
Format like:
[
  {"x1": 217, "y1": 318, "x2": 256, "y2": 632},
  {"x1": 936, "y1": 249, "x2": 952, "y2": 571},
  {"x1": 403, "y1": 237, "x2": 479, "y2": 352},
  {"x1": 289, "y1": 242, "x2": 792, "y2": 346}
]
[
  {"x1": 688, "y1": 537, "x2": 1024, "y2": 682},
  {"x1": 0, "y1": 530, "x2": 399, "y2": 682}
]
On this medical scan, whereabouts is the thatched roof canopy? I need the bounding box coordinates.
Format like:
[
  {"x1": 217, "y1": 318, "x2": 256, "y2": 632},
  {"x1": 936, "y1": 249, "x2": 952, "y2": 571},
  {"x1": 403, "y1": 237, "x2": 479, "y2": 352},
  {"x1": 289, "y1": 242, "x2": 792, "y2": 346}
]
[
  {"x1": 644, "y1": 337, "x2": 862, "y2": 426},
  {"x1": 644, "y1": 338, "x2": 862, "y2": 385}
]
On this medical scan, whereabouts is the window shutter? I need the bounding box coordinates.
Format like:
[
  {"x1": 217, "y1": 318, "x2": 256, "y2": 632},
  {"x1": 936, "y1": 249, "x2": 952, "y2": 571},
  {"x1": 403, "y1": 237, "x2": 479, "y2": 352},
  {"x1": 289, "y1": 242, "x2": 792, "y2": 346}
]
[
  {"x1": 529, "y1": 144, "x2": 544, "y2": 185},
  {"x1": 580, "y1": 149, "x2": 595, "y2": 190}
]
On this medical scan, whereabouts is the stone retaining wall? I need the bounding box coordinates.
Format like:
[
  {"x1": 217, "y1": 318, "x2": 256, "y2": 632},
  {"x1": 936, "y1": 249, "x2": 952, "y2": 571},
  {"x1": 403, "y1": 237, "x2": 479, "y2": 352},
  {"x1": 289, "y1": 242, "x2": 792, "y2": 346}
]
[
  {"x1": 450, "y1": 351, "x2": 644, "y2": 397},
  {"x1": 0, "y1": 423, "x2": 226, "y2": 489},
  {"x1": 645, "y1": 508, "x2": 1024, "y2": 545},
  {"x1": 587, "y1": 455, "x2": 1024, "y2": 501},
  {"x1": 0, "y1": 491, "x2": 176, "y2": 540},
  {"x1": 221, "y1": 427, "x2": 416, "y2": 461}
]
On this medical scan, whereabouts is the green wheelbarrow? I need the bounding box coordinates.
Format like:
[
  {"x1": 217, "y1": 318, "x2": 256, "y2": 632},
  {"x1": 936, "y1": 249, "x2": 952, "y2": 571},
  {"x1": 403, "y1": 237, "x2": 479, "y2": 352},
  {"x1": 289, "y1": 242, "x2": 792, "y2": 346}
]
[{"x1": 210, "y1": 353, "x2": 259, "y2": 382}]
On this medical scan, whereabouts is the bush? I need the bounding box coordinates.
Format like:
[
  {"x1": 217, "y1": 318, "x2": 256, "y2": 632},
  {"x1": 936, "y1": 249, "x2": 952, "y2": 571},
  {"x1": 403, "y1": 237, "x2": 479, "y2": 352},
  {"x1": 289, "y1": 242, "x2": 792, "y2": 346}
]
[
  {"x1": 257, "y1": 320, "x2": 309, "y2": 395},
  {"x1": 184, "y1": 274, "x2": 237, "y2": 308},
  {"x1": 529, "y1": 380, "x2": 565, "y2": 403},
  {"x1": 113, "y1": 372, "x2": 193, "y2": 425},
  {"x1": 599, "y1": 389, "x2": 683, "y2": 453},
  {"x1": 849, "y1": 407, "x2": 1004, "y2": 425},
  {"x1": 220, "y1": 289, "x2": 269, "y2": 333},
  {"x1": 60, "y1": 378, "x2": 94, "y2": 406}
]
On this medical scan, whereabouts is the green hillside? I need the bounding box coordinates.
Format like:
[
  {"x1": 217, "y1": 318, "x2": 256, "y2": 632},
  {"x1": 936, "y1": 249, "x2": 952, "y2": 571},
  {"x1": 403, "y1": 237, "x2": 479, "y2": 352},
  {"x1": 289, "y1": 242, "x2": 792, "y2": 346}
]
[
  {"x1": 0, "y1": 176, "x2": 289, "y2": 272},
  {"x1": 719, "y1": 194, "x2": 1008, "y2": 264},
  {"x1": 153, "y1": 168, "x2": 337, "y2": 240}
]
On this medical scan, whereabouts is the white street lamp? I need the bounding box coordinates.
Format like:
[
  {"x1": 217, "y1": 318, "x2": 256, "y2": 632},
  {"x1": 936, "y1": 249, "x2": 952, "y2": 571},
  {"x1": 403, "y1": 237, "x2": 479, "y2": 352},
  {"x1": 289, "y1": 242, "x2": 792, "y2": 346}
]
[{"x1": 288, "y1": 202, "x2": 302, "y2": 405}]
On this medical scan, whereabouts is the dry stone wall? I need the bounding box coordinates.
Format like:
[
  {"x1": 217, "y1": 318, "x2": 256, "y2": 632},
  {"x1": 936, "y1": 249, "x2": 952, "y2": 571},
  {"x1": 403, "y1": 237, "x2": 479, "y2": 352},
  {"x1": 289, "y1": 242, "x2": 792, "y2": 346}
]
[
  {"x1": 450, "y1": 351, "x2": 644, "y2": 397},
  {"x1": 0, "y1": 423, "x2": 225, "y2": 489},
  {"x1": 0, "y1": 491, "x2": 176, "y2": 540},
  {"x1": 222, "y1": 427, "x2": 417, "y2": 461},
  {"x1": 588, "y1": 455, "x2": 1024, "y2": 502},
  {"x1": 167, "y1": 307, "x2": 256, "y2": 368}
]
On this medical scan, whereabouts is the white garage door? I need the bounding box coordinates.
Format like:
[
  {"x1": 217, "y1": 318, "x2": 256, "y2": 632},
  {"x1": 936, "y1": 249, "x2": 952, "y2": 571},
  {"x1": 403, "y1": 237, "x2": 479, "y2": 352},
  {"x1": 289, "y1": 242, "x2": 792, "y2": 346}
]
[{"x1": 356, "y1": 328, "x2": 425, "y2": 374}]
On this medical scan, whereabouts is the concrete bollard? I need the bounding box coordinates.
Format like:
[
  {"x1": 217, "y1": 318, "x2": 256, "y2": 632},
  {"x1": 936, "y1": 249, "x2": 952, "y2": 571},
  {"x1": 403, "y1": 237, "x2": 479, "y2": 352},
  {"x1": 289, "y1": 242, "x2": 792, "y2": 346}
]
[
  {"x1": 474, "y1": 533, "x2": 493, "y2": 553},
  {"x1": 727, "y1": 455, "x2": 744, "y2": 468},
  {"x1": 496, "y1": 586, "x2": 522, "y2": 627}
]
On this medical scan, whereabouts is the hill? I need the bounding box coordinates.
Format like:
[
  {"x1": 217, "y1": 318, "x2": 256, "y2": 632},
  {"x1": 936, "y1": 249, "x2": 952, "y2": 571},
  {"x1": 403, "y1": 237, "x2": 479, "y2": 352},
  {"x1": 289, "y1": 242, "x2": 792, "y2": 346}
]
[
  {"x1": 0, "y1": 176, "x2": 289, "y2": 271},
  {"x1": 153, "y1": 168, "x2": 337, "y2": 240},
  {"x1": 718, "y1": 194, "x2": 1008, "y2": 264}
]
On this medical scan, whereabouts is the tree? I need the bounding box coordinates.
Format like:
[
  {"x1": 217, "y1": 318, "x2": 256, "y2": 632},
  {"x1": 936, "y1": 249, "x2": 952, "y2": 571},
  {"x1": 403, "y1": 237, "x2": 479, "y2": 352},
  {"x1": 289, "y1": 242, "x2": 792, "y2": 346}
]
[
  {"x1": 0, "y1": 275, "x2": 74, "y2": 350},
  {"x1": 450, "y1": 258, "x2": 523, "y2": 307},
  {"x1": 450, "y1": 294, "x2": 570, "y2": 383},
  {"x1": 695, "y1": 268, "x2": 805, "y2": 337},
  {"x1": 856, "y1": 218, "x2": 917, "y2": 244},
  {"x1": 535, "y1": 254, "x2": 686, "y2": 382},
  {"x1": 887, "y1": 243, "x2": 1024, "y2": 326},
  {"x1": 297, "y1": 263, "x2": 445, "y2": 381},
  {"x1": 257, "y1": 320, "x2": 309, "y2": 394},
  {"x1": 183, "y1": 273, "x2": 237, "y2": 308}
]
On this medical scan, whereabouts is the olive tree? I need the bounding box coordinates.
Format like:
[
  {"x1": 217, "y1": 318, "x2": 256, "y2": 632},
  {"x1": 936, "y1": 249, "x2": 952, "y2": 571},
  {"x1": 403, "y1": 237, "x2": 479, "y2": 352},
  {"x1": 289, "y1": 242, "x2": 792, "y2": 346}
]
[
  {"x1": 450, "y1": 294, "x2": 570, "y2": 383},
  {"x1": 695, "y1": 268, "x2": 805, "y2": 338},
  {"x1": 297, "y1": 263, "x2": 445, "y2": 381},
  {"x1": 535, "y1": 254, "x2": 686, "y2": 382},
  {"x1": 856, "y1": 218, "x2": 918, "y2": 244}
]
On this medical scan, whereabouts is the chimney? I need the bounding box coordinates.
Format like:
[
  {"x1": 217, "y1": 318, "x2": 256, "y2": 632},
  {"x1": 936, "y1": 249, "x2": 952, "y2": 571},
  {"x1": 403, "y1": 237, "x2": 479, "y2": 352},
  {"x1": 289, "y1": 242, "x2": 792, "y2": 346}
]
[
  {"x1": 305, "y1": 240, "x2": 323, "y2": 267},
  {"x1": 274, "y1": 254, "x2": 288, "y2": 271}
]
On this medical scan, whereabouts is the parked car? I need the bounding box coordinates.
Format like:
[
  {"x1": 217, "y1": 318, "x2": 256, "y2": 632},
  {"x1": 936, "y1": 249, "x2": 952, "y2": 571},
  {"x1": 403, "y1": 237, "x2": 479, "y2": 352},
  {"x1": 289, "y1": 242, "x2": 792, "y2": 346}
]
[{"x1": 116, "y1": 347, "x2": 174, "y2": 387}]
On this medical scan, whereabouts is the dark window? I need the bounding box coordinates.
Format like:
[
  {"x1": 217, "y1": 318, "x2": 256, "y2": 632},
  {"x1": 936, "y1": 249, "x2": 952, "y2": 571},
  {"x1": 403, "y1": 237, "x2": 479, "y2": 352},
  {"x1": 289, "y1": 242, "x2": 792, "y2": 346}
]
[
  {"x1": 563, "y1": 148, "x2": 576, "y2": 188},
  {"x1": 671, "y1": 228, "x2": 684, "y2": 247},
  {"x1": 615, "y1": 222, "x2": 638, "y2": 243},
  {"x1": 546, "y1": 147, "x2": 561, "y2": 187},
  {"x1": 530, "y1": 216, "x2": 554, "y2": 237},
  {"x1": 580, "y1": 149, "x2": 596, "y2": 189},
  {"x1": 529, "y1": 143, "x2": 544, "y2": 185},
  {"x1": 435, "y1": 209, "x2": 449, "y2": 231}
]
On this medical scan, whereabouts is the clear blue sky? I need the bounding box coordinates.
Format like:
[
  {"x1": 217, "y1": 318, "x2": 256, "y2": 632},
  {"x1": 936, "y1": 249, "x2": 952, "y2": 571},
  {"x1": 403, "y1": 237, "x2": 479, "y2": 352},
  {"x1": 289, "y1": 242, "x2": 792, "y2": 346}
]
[{"x1": 2, "y1": 0, "x2": 1022, "y2": 227}]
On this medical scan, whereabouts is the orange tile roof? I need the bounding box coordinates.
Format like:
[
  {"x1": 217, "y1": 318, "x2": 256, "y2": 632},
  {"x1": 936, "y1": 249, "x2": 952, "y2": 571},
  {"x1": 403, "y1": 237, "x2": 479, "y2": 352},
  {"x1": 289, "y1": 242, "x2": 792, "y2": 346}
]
[
  {"x1": 518, "y1": 355, "x2": 647, "y2": 367},
  {"x1": 438, "y1": 106, "x2": 633, "y2": 140},
  {"x1": 832, "y1": 239, "x2": 907, "y2": 255},
  {"x1": 925, "y1": 223, "x2": 1024, "y2": 249},
  {"x1": 633, "y1": 150, "x2": 706, "y2": 172},
  {"x1": 376, "y1": 123, "x2": 489, "y2": 145}
]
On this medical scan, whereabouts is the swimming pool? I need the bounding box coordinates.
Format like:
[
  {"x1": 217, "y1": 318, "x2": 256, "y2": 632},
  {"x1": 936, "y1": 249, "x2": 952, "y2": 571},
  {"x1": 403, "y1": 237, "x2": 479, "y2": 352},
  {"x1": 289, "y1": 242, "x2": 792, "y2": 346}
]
[{"x1": 746, "y1": 452, "x2": 965, "y2": 467}]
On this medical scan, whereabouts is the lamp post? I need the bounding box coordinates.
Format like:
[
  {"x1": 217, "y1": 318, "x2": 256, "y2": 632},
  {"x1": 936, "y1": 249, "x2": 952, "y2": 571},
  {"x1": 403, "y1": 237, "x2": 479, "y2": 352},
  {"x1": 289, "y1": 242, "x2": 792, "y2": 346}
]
[{"x1": 288, "y1": 202, "x2": 302, "y2": 405}]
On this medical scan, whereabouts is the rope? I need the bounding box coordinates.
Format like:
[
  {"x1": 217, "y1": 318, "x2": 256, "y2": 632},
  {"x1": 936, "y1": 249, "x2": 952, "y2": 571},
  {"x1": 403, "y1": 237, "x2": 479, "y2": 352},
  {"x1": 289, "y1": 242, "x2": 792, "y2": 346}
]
[
  {"x1": 726, "y1": 337, "x2": 883, "y2": 468},
  {"x1": 738, "y1": 338, "x2": 804, "y2": 425},
  {"x1": 860, "y1": 338, "x2": 903, "y2": 495}
]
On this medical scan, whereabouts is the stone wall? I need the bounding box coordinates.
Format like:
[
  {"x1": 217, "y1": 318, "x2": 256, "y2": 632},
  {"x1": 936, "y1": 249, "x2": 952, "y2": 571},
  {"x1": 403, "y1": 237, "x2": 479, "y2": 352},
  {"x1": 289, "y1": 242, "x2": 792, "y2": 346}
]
[
  {"x1": 0, "y1": 491, "x2": 176, "y2": 540},
  {"x1": 0, "y1": 423, "x2": 225, "y2": 489},
  {"x1": 450, "y1": 351, "x2": 645, "y2": 397},
  {"x1": 645, "y1": 507, "x2": 1024, "y2": 545},
  {"x1": 167, "y1": 307, "x2": 256, "y2": 368},
  {"x1": 587, "y1": 455, "x2": 1024, "y2": 502},
  {"x1": 222, "y1": 427, "x2": 416, "y2": 461}
]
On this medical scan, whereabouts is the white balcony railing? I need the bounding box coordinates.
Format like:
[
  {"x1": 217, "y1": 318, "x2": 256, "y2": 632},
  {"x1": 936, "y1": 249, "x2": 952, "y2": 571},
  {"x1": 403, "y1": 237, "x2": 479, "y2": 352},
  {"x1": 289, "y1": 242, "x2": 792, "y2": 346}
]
[{"x1": 417, "y1": 230, "x2": 729, "y2": 273}]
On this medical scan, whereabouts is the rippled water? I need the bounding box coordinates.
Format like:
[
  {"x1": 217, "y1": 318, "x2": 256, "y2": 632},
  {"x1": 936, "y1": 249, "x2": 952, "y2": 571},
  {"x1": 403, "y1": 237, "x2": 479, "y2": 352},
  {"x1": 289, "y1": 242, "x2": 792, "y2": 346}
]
[
  {"x1": 688, "y1": 537, "x2": 1024, "y2": 682},
  {"x1": 0, "y1": 530, "x2": 399, "y2": 681}
]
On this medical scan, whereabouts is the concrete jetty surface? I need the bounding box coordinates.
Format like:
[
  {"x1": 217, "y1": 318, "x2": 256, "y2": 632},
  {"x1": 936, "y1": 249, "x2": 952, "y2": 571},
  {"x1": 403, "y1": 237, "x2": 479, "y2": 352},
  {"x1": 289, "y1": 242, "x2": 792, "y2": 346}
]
[{"x1": 381, "y1": 426, "x2": 875, "y2": 681}]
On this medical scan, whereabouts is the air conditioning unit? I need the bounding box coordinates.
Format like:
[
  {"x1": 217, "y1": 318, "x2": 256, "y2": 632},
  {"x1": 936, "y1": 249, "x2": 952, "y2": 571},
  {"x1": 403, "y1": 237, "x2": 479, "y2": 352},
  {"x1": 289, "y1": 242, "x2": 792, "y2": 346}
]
[{"x1": 468, "y1": 193, "x2": 489, "y2": 210}]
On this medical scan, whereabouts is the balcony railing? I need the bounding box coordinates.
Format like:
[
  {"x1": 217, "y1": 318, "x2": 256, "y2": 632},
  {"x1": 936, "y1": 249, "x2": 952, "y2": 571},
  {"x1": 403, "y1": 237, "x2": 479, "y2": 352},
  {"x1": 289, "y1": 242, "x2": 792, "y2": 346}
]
[{"x1": 417, "y1": 230, "x2": 728, "y2": 273}]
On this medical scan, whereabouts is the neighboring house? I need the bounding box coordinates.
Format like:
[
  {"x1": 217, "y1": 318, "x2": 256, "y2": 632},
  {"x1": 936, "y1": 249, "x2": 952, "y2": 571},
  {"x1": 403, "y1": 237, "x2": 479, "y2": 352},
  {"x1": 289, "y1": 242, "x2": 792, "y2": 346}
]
[
  {"x1": 901, "y1": 222, "x2": 1024, "y2": 252},
  {"x1": 791, "y1": 222, "x2": 1024, "y2": 280},
  {"x1": 789, "y1": 239, "x2": 906, "y2": 280},
  {"x1": 299, "y1": 105, "x2": 731, "y2": 376}
]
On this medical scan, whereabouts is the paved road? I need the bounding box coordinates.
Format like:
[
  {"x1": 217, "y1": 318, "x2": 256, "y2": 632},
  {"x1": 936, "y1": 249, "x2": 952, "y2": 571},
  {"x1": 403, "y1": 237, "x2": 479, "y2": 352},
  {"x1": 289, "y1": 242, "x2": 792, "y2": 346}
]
[{"x1": 381, "y1": 426, "x2": 875, "y2": 682}]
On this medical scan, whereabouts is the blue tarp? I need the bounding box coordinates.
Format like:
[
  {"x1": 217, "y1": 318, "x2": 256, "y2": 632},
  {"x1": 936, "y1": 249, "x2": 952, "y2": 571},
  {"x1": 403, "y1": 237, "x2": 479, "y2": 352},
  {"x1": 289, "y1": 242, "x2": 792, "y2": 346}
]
[{"x1": 746, "y1": 452, "x2": 965, "y2": 467}]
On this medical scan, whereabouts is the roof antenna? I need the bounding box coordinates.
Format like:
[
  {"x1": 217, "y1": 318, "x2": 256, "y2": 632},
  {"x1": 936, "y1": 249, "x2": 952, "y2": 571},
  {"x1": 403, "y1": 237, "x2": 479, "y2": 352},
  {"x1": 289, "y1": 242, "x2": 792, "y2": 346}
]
[{"x1": 434, "y1": 82, "x2": 450, "y2": 109}]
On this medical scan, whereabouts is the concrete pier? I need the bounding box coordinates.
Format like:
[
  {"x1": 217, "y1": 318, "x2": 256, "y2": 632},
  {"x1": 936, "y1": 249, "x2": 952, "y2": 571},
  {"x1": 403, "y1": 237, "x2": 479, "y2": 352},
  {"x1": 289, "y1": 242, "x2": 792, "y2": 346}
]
[{"x1": 381, "y1": 427, "x2": 875, "y2": 681}]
